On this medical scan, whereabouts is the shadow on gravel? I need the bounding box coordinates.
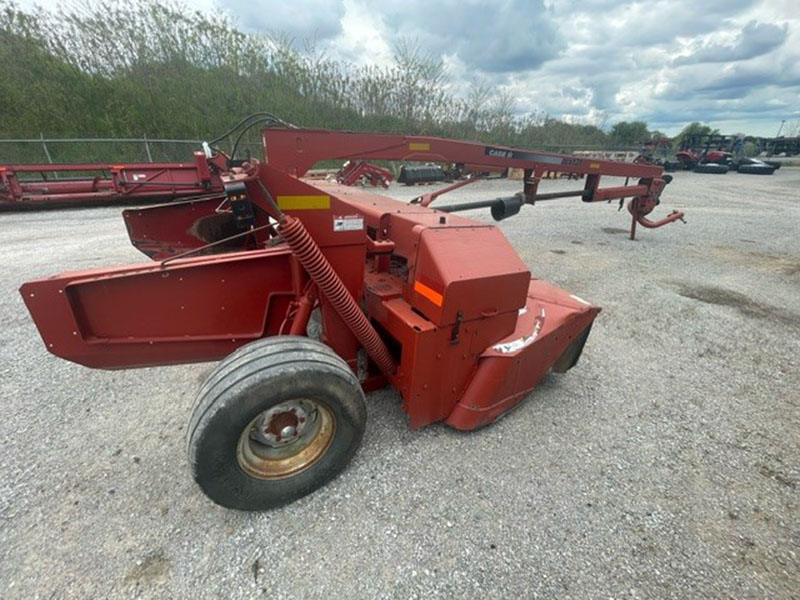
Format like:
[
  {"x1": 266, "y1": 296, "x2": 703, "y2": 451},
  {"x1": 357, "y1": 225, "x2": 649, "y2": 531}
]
[
  {"x1": 708, "y1": 246, "x2": 800, "y2": 277},
  {"x1": 675, "y1": 283, "x2": 800, "y2": 328}
]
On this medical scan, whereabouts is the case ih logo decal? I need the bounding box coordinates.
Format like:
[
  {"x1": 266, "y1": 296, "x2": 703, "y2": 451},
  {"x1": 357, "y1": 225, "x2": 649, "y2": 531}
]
[
  {"x1": 484, "y1": 146, "x2": 573, "y2": 166},
  {"x1": 486, "y1": 147, "x2": 513, "y2": 159}
]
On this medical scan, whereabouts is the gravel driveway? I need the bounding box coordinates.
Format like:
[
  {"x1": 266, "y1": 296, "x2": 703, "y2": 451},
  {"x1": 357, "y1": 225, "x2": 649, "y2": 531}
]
[{"x1": 1, "y1": 169, "x2": 798, "y2": 599}]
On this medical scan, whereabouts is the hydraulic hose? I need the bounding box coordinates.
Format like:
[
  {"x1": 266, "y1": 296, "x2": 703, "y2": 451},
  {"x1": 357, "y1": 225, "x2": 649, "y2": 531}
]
[{"x1": 208, "y1": 112, "x2": 292, "y2": 146}]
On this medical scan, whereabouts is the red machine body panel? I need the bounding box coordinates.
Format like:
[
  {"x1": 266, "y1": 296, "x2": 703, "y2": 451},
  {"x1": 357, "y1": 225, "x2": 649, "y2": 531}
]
[
  {"x1": 446, "y1": 280, "x2": 599, "y2": 429},
  {"x1": 123, "y1": 196, "x2": 235, "y2": 259},
  {"x1": 21, "y1": 247, "x2": 295, "y2": 368},
  {"x1": 410, "y1": 225, "x2": 530, "y2": 326}
]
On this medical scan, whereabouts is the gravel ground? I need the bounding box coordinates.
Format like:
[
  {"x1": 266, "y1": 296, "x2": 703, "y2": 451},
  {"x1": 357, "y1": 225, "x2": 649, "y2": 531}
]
[{"x1": 1, "y1": 169, "x2": 798, "y2": 599}]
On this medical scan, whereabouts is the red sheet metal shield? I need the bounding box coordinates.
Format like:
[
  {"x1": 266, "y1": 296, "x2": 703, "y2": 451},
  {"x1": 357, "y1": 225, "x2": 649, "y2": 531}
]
[
  {"x1": 122, "y1": 196, "x2": 238, "y2": 260},
  {"x1": 445, "y1": 280, "x2": 600, "y2": 430},
  {"x1": 20, "y1": 247, "x2": 295, "y2": 368}
]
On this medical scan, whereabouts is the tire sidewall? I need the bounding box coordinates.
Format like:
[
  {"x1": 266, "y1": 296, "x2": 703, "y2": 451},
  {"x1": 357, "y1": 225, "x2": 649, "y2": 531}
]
[{"x1": 190, "y1": 364, "x2": 365, "y2": 510}]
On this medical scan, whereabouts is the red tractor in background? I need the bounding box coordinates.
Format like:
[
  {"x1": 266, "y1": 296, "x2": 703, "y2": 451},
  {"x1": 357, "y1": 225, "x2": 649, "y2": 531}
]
[
  {"x1": 633, "y1": 136, "x2": 732, "y2": 171},
  {"x1": 674, "y1": 134, "x2": 778, "y2": 174},
  {"x1": 674, "y1": 135, "x2": 734, "y2": 173},
  {"x1": 635, "y1": 134, "x2": 779, "y2": 175},
  {"x1": 335, "y1": 160, "x2": 393, "y2": 188}
]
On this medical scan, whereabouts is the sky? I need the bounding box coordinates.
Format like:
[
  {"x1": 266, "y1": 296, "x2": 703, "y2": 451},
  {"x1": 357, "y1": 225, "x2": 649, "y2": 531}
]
[{"x1": 19, "y1": 0, "x2": 800, "y2": 136}]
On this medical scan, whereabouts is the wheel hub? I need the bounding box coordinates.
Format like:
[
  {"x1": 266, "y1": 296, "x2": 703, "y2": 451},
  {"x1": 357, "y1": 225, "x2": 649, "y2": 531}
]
[
  {"x1": 237, "y1": 399, "x2": 335, "y2": 480},
  {"x1": 249, "y1": 400, "x2": 314, "y2": 448}
]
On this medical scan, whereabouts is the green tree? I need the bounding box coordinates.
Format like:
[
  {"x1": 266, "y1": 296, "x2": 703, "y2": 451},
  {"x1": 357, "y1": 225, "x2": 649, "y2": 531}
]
[
  {"x1": 674, "y1": 122, "x2": 720, "y2": 145},
  {"x1": 609, "y1": 121, "x2": 650, "y2": 146}
]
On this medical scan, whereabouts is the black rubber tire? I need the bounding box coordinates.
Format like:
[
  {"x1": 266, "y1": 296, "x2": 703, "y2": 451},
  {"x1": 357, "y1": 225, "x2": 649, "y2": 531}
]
[
  {"x1": 693, "y1": 163, "x2": 729, "y2": 174},
  {"x1": 737, "y1": 164, "x2": 776, "y2": 175},
  {"x1": 187, "y1": 336, "x2": 366, "y2": 510},
  {"x1": 763, "y1": 160, "x2": 781, "y2": 170}
]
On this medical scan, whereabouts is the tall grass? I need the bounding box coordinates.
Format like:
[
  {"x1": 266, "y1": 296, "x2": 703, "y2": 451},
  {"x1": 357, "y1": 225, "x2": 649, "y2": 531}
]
[{"x1": 0, "y1": 0, "x2": 642, "y2": 156}]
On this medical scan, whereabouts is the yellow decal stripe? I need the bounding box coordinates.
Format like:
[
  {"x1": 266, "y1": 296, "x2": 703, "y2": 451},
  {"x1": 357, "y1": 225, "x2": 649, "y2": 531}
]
[
  {"x1": 414, "y1": 280, "x2": 443, "y2": 307},
  {"x1": 589, "y1": 162, "x2": 600, "y2": 169},
  {"x1": 276, "y1": 195, "x2": 330, "y2": 210},
  {"x1": 409, "y1": 142, "x2": 430, "y2": 151}
]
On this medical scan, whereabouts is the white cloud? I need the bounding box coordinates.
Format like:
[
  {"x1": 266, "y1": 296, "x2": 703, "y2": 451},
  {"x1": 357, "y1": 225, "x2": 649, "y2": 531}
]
[
  {"x1": 674, "y1": 20, "x2": 788, "y2": 65},
  {"x1": 12, "y1": 0, "x2": 800, "y2": 135},
  {"x1": 220, "y1": 0, "x2": 346, "y2": 39}
]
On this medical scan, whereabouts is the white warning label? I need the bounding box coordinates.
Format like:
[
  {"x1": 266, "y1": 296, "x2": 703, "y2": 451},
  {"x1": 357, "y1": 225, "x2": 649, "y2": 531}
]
[{"x1": 333, "y1": 215, "x2": 364, "y2": 232}]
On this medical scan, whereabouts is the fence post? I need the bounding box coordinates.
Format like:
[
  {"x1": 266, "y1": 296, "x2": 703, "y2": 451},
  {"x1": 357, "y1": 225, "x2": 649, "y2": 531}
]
[
  {"x1": 40, "y1": 133, "x2": 53, "y2": 164},
  {"x1": 40, "y1": 132, "x2": 58, "y2": 179},
  {"x1": 143, "y1": 134, "x2": 153, "y2": 162}
]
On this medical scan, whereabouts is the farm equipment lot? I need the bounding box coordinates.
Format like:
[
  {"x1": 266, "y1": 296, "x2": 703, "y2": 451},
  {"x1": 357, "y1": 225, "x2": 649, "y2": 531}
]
[{"x1": 1, "y1": 171, "x2": 798, "y2": 598}]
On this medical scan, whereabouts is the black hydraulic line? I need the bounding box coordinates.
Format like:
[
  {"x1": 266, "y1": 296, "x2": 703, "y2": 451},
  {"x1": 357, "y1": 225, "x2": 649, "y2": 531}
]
[
  {"x1": 435, "y1": 198, "x2": 500, "y2": 213},
  {"x1": 435, "y1": 189, "x2": 589, "y2": 213},
  {"x1": 208, "y1": 112, "x2": 291, "y2": 146},
  {"x1": 231, "y1": 120, "x2": 273, "y2": 160},
  {"x1": 532, "y1": 189, "x2": 590, "y2": 201}
]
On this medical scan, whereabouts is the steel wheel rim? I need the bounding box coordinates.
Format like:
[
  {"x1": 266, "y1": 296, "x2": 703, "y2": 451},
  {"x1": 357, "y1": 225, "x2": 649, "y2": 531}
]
[{"x1": 237, "y1": 399, "x2": 335, "y2": 480}]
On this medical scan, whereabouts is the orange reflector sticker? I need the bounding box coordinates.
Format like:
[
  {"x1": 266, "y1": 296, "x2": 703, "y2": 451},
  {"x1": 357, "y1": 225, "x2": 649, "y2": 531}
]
[
  {"x1": 414, "y1": 280, "x2": 443, "y2": 306},
  {"x1": 409, "y1": 142, "x2": 430, "y2": 151},
  {"x1": 589, "y1": 162, "x2": 600, "y2": 169}
]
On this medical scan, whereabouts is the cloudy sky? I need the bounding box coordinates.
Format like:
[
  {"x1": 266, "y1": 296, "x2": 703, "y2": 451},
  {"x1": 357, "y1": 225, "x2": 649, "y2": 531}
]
[{"x1": 22, "y1": 0, "x2": 800, "y2": 135}]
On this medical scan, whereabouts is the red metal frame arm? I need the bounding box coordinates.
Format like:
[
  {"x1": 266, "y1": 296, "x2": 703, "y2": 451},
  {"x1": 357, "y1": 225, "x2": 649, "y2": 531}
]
[{"x1": 262, "y1": 128, "x2": 663, "y2": 180}]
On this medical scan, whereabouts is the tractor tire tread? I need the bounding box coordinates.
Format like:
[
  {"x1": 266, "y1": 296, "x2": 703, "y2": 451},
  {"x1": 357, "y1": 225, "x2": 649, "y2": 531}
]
[
  {"x1": 191, "y1": 337, "x2": 336, "y2": 424},
  {"x1": 693, "y1": 164, "x2": 729, "y2": 174},
  {"x1": 188, "y1": 336, "x2": 349, "y2": 449},
  {"x1": 737, "y1": 164, "x2": 776, "y2": 175},
  {"x1": 187, "y1": 336, "x2": 366, "y2": 510}
]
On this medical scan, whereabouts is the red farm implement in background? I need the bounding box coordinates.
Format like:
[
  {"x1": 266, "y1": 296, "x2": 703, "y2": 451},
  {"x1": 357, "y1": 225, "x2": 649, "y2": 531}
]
[
  {"x1": 335, "y1": 160, "x2": 393, "y2": 188},
  {"x1": 20, "y1": 117, "x2": 686, "y2": 510},
  {"x1": 0, "y1": 152, "x2": 228, "y2": 209}
]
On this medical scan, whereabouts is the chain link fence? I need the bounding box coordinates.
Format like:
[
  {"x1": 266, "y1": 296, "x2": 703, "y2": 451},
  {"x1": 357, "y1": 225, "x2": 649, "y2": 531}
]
[{"x1": 0, "y1": 136, "x2": 264, "y2": 166}]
